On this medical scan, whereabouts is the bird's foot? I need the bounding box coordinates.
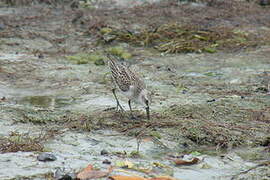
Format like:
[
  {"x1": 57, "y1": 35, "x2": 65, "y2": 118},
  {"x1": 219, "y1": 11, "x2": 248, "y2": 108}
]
[{"x1": 116, "y1": 103, "x2": 125, "y2": 112}]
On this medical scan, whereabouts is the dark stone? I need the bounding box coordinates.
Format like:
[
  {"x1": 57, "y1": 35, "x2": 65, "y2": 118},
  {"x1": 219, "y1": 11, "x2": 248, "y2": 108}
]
[
  {"x1": 261, "y1": 137, "x2": 270, "y2": 147},
  {"x1": 38, "y1": 54, "x2": 44, "y2": 59},
  {"x1": 182, "y1": 89, "x2": 188, "y2": 94},
  {"x1": 55, "y1": 168, "x2": 76, "y2": 180},
  {"x1": 182, "y1": 142, "x2": 189, "y2": 148},
  {"x1": 207, "y1": 99, "x2": 216, "y2": 103},
  {"x1": 102, "y1": 159, "x2": 111, "y2": 164},
  {"x1": 255, "y1": 87, "x2": 268, "y2": 93},
  {"x1": 100, "y1": 149, "x2": 109, "y2": 155},
  {"x1": 58, "y1": 174, "x2": 73, "y2": 180},
  {"x1": 94, "y1": 59, "x2": 105, "y2": 66},
  {"x1": 260, "y1": 0, "x2": 270, "y2": 6},
  {"x1": 37, "y1": 152, "x2": 57, "y2": 162}
]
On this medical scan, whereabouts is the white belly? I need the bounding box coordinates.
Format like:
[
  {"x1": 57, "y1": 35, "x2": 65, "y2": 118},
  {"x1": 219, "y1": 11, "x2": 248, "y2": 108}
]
[{"x1": 121, "y1": 89, "x2": 134, "y2": 99}]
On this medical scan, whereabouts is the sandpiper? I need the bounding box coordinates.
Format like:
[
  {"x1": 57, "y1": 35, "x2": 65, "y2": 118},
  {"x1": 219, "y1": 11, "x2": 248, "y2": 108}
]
[{"x1": 107, "y1": 54, "x2": 151, "y2": 120}]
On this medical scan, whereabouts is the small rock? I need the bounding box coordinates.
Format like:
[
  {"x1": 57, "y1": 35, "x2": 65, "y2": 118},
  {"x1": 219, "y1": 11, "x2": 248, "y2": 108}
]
[
  {"x1": 58, "y1": 174, "x2": 73, "y2": 180},
  {"x1": 100, "y1": 149, "x2": 109, "y2": 155},
  {"x1": 59, "y1": 173, "x2": 76, "y2": 180},
  {"x1": 38, "y1": 54, "x2": 44, "y2": 59},
  {"x1": 94, "y1": 59, "x2": 105, "y2": 66},
  {"x1": 102, "y1": 159, "x2": 111, "y2": 164},
  {"x1": 55, "y1": 168, "x2": 76, "y2": 180},
  {"x1": 207, "y1": 99, "x2": 216, "y2": 103},
  {"x1": 37, "y1": 152, "x2": 57, "y2": 162},
  {"x1": 182, "y1": 142, "x2": 189, "y2": 148},
  {"x1": 260, "y1": 0, "x2": 270, "y2": 6},
  {"x1": 182, "y1": 89, "x2": 188, "y2": 94},
  {"x1": 261, "y1": 137, "x2": 270, "y2": 147},
  {"x1": 255, "y1": 87, "x2": 268, "y2": 93}
]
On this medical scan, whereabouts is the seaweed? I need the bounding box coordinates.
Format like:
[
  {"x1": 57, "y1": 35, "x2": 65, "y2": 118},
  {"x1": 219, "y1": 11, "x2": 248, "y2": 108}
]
[
  {"x1": 0, "y1": 130, "x2": 56, "y2": 153},
  {"x1": 99, "y1": 23, "x2": 259, "y2": 53}
]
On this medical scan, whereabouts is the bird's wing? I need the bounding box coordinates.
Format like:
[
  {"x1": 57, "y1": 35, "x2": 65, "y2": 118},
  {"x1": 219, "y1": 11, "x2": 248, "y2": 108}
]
[
  {"x1": 107, "y1": 54, "x2": 145, "y2": 92},
  {"x1": 126, "y1": 67, "x2": 146, "y2": 89},
  {"x1": 111, "y1": 63, "x2": 133, "y2": 92}
]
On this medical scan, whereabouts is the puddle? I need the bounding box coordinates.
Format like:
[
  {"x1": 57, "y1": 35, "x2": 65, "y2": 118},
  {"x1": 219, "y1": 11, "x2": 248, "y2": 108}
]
[{"x1": 19, "y1": 95, "x2": 72, "y2": 108}]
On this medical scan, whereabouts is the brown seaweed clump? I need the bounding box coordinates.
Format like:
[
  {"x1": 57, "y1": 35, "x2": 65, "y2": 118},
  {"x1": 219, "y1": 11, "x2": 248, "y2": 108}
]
[
  {"x1": 99, "y1": 23, "x2": 259, "y2": 53},
  {"x1": 0, "y1": 131, "x2": 56, "y2": 153}
]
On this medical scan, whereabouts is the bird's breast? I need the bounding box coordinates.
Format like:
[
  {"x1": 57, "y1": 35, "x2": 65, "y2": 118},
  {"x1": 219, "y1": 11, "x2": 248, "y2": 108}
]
[{"x1": 121, "y1": 89, "x2": 135, "y2": 99}]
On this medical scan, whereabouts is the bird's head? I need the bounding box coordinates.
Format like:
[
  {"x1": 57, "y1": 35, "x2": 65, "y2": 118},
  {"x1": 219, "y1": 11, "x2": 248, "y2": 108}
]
[
  {"x1": 138, "y1": 89, "x2": 151, "y2": 120},
  {"x1": 138, "y1": 89, "x2": 151, "y2": 107}
]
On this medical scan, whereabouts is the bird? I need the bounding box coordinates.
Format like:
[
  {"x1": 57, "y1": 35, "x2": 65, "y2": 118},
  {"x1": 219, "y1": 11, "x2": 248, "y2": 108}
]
[{"x1": 106, "y1": 54, "x2": 151, "y2": 120}]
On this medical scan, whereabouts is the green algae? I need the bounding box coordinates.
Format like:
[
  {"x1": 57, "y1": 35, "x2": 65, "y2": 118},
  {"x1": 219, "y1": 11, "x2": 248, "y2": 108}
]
[
  {"x1": 66, "y1": 53, "x2": 105, "y2": 65},
  {"x1": 107, "y1": 46, "x2": 132, "y2": 59}
]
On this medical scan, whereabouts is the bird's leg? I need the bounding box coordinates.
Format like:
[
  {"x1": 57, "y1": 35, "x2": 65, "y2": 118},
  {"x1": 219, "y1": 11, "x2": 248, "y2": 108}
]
[
  {"x1": 146, "y1": 106, "x2": 150, "y2": 120},
  {"x1": 145, "y1": 100, "x2": 150, "y2": 120},
  {"x1": 128, "y1": 99, "x2": 136, "y2": 119},
  {"x1": 112, "y1": 88, "x2": 124, "y2": 112}
]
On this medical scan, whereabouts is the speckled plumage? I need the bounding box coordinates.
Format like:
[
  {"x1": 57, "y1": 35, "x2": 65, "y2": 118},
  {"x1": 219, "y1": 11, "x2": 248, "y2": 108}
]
[
  {"x1": 108, "y1": 55, "x2": 145, "y2": 100},
  {"x1": 107, "y1": 54, "x2": 151, "y2": 120}
]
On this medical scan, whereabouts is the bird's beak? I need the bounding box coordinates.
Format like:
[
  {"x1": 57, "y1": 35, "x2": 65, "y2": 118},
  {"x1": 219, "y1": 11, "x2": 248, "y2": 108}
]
[{"x1": 146, "y1": 106, "x2": 150, "y2": 120}]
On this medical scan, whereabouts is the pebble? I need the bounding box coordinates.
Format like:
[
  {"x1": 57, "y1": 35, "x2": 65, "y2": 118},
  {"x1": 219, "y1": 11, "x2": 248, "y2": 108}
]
[
  {"x1": 100, "y1": 149, "x2": 109, "y2": 155},
  {"x1": 94, "y1": 59, "x2": 105, "y2": 66},
  {"x1": 54, "y1": 168, "x2": 76, "y2": 180},
  {"x1": 37, "y1": 152, "x2": 57, "y2": 162},
  {"x1": 38, "y1": 53, "x2": 44, "y2": 59},
  {"x1": 102, "y1": 159, "x2": 111, "y2": 164},
  {"x1": 58, "y1": 174, "x2": 73, "y2": 180},
  {"x1": 58, "y1": 173, "x2": 76, "y2": 180},
  {"x1": 260, "y1": 0, "x2": 270, "y2": 6},
  {"x1": 206, "y1": 99, "x2": 216, "y2": 103}
]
